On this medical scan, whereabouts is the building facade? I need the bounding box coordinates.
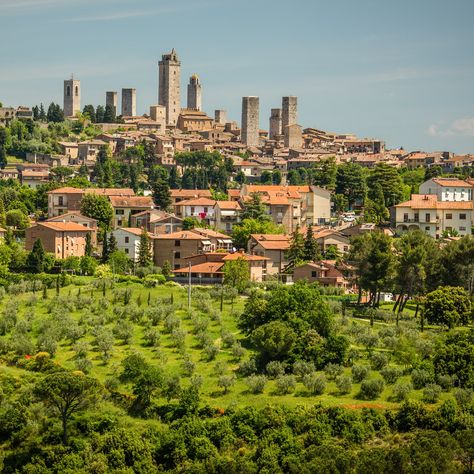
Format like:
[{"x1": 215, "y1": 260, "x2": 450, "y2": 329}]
[
  {"x1": 158, "y1": 49, "x2": 181, "y2": 126},
  {"x1": 63, "y1": 78, "x2": 81, "y2": 118},
  {"x1": 241, "y1": 96, "x2": 259, "y2": 146}
]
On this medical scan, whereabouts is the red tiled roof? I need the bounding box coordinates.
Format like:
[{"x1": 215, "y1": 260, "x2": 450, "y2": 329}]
[
  {"x1": 431, "y1": 178, "x2": 473, "y2": 188},
  {"x1": 174, "y1": 197, "x2": 216, "y2": 206},
  {"x1": 109, "y1": 196, "x2": 154, "y2": 208},
  {"x1": 34, "y1": 222, "x2": 92, "y2": 232},
  {"x1": 174, "y1": 262, "x2": 225, "y2": 274}
]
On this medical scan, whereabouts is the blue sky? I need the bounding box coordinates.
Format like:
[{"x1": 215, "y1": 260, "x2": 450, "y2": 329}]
[{"x1": 1, "y1": 0, "x2": 473, "y2": 153}]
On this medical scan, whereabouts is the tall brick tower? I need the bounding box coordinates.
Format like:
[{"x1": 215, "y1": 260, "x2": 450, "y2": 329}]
[
  {"x1": 159, "y1": 48, "x2": 181, "y2": 126},
  {"x1": 121, "y1": 88, "x2": 136, "y2": 116},
  {"x1": 106, "y1": 91, "x2": 118, "y2": 116},
  {"x1": 241, "y1": 96, "x2": 259, "y2": 146},
  {"x1": 269, "y1": 108, "x2": 282, "y2": 140},
  {"x1": 282, "y1": 96, "x2": 297, "y2": 145},
  {"x1": 187, "y1": 74, "x2": 202, "y2": 111},
  {"x1": 63, "y1": 76, "x2": 81, "y2": 118}
]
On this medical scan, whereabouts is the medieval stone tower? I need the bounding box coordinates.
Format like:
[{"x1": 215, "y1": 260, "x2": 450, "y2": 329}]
[
  {"x1": 106, "y1": 91, "x2": 118, "y2": 116},
  {"x1": 241, "y1": 96, "x2": 260, "y2": 146},
  {"x1": 63, "y1": 77, "x2": 81, "y2": 118},
  {"x1": 282, "y1": 96, "x2": 297, "y2": 144},
  {"x1": 269, "y1": 108, "x2": 282, "y2": 140},
  {"x1": 159, "y1": 48, "x2": 181, "y2": 126},
  {"x1": 187, "y1": 74, "x2": 202, "y2": 111},
  {"x1": 121, "y1": 88, "x2": 136, "y2": 116}
]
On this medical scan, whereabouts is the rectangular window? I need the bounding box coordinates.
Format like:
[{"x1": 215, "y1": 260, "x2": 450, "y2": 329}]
[
  {"x1": 446, "y1": 213, "x2": 452, "y2": 220},
  {"x1": 125, "y1": 236, "x2": 129, "y2": 243},
  {"x1": 311, "y1": 271, "x2": 317, "y2": 278},
  {"x1": 175, "y1": 240, "x2": 181, "y2": 247},
  {"x1": 175, "y1": 252, "x2": 181, "y2": 259},
  {"x1": 460, "y1": 227, "x2": 466, "y2": 231},
  {"x1": 58, "y1": 196, "x2": 64, "y2": 206},
  {"x1": 124, "y1": 248, "x2": 129, "y2": 254},
  {"x1": 414, "y1": 213, "x2": 419, "y2": 222},
  {"x1": 460, "y1": 213, "x2": 466, "y2": 220},
  {"x1": 403, "y1": 213, "x2": 408, "y2": 222},
  {"x1": 425, "y1": 226, "x2": 430, "y2": 231},
  {"x1": 116, "y1": 209, "x2": 124, "y2": 215},
  {"x1": 425, "y1": 213, "x2": 431, "y2": 222}
]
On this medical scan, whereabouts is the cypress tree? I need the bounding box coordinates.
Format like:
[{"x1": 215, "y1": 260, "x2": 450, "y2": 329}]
[
  {"x1": 108, "y1": 232, "x2": 118, "y2": 254},
  {"x1": 303, "y1": 225, "x2": 321, "y2": 262},
  {"x1": 85, "y1": 232, "x2": 92, "y2": 257},
  {"x1": 101, "y1": 231, "x2": 109, "y2": 263},
  {"x1": 137, "y1": 229, "x2": 152, "y2": 267},
  {"x1": 27, "y1": 239, "x2": 46, "y2": 273}
]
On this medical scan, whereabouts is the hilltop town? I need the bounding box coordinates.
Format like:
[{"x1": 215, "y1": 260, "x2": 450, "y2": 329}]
[{"x1": 0, "y1": 48, "x2": 474, "y2": 473}]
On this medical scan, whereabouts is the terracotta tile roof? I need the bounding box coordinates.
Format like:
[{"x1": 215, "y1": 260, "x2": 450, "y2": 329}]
[
  {"x1": 431, "y1": 178, "x2": 472, "y2": 188},
  {"x1": 170, "y1": 189, "x2": 212, "y2": 198},
  {"x1": 47, "y1": 187, "x2": 85, "y2": 194},
  {"x1": 215, "y1": 200, "x2": 242, "y2": 210},
  {"x1": 174, "y1": 197, "x2": 216, "y2": 206},
  {"x1": 86, "y1": 188, "x2": 135, "y2": 197},
  {"x1": 46, "y1": 212, "x2": 97, "y2": 223},
  {"x1": 192, "y1": 228, "x2": 231, "y2": 239},
  {"x1": 153, "y1": 230, "x2": 208, "y2": 240},
  {"x1": 21, "y1": 170, "x2": 49, "y2": 177},
  {"x1": 109, "y1": 196, "x2": 154, "y2": 208},
  {"x1": 227, "y1": 189, "x2": 241, "y2": 198},
  {"x1": 221, "y1": 251, "x2": 269, "y2": 261},
  {"x1": 35, "y1": 222, "x2": 92, "y2": 232},
  {"x1": 174, "y1": 262, "x2": 225, "y2": 274},
  {"x1": 395, "y1": 194, "x2": 473, "y2": 210},
  {"x1": 116, "y1": 227, "x2": 156, "y2": 237}
]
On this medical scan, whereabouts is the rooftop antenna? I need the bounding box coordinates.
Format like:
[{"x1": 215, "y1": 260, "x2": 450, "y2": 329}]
[{"x1": 71, "y1": 73, "x2": 74, "y2": 80}]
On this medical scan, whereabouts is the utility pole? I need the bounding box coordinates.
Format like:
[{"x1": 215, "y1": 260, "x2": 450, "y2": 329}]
[{"x1": 187, "y1": 261, "x2": 191, "y2": 312}]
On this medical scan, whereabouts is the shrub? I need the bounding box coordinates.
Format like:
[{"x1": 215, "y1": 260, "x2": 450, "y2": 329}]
[
  {"x1": 239, "y1": 359, "x2": 257, "y2": 376},
  {"x1": 423, "y1": 384, "x2": 442, "y2": 404},
  {"x1": 217, "y1": 375, "x2": 235, "y2": 394},
  {"x1": 335, "y1": 375, "x2": 352, "y2": 394},
  {"x1": 203, "y1": 343, "x2": 219, "y2": 361},
  {"x1": 231, "y1": 342, "x2": 245, "y2": 360},
  {"x1": 143, "y1": 327, "x2": 160, "y2": 347},
  {"x1": 113, "y1": 321, "x2": 134, "y2": 345},
  {"x1": 293, "y1": 360, "x2": 315, "y2": 378},
  {"x1": 411, "y1": 369, "x2": 433, "y2": 390},
  {"x1": 360, "y1": 379, "x2": 385, "y2": 400},
  {"x1": 453, "y1": 388, "x2": 473, "y2": 408},
  {"x1": 163, "y1": 314, "x2": 180, "y2": 334},
  {"x1": 221, "y1": 330, "x2": 236, "y2": 348},
  {"x1": 73, "y1": 341, "x2": 91, "y2": 359},
  {"x1": 171, "y1": 328, "x2": 187, "y2": 350},
  {"x1": 246, "y1": 375, "x2": 267, "y2": 394},
  {"x1": 75, "y1": 357, "x2": 93, "y2": 373},
  {"x1": 370, "y1": 352, "x2": 388, "y2": 370},
  {"x1": 380, "y1": 367, "x2": 402, "y2": 385},
  {"x1": 392, "y1": 381, "x2": 413, "y2": 402},
  {"x1": 324, "y1": 363, "x2": 344, "y2": 380},
  {"x1": 437, "y1": 374, "x2": 454, "y2": 392},
  {"x1": 275, "y1": 375, "x2": 297, "y2": 394},
  {"x1": 352, "y1": 364, "x2": 370, "y2": 383},
  {"x1": 266, "y1": 361, "x2": 286, "y2": 379},
  {"x1": 303, "y1": 373, "x2": 327, "y2": 395},
  {"x1": 182, "y1": 356, "x2": 196, "y2": 377}
]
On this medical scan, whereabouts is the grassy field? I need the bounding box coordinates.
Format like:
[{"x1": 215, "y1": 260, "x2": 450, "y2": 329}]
[{"x1": 0, "y1": 280, "x2": 455, "y2": 410}]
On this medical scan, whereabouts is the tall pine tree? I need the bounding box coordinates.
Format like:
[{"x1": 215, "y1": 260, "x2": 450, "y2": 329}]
[
  {"x1": 286, "y1": 225, "x2": 305, "y2": 271},
  {"x1": 303, "y1": 225, "x2": 321, "y2": 262},
  {"x1": 137, "y1": 229, "x2": 152, "y2": 267}
]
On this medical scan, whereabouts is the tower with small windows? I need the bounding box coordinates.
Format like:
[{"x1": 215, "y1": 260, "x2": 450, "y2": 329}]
[
  {"x1": 187, "y1": 74, "x2": 202, "y2": 111},
  {"x1": 63, "y1": 76, "x2": 81, "y2": 117},
  {"x1": 158, "y1": 48, "x2": 181, "y2": 126}
]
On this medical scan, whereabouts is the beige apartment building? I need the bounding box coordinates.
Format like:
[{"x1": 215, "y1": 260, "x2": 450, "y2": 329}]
[
  {"x1": 25, "y1": 222, "x2": 93, "y2": 259},
  {"x1": 393, "y1": 194, "x2": 473, "y2": 238},
  {"x1": 108, "y1": 195, "x2": 154, "y2": 228}
]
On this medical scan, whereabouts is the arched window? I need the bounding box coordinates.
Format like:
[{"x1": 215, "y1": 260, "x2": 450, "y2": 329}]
[
  {"x1": 75, "y1": 86, "x2": 79, "y2": 96},
  {"x1": 66, "y1": 85, "x2": 71, "y2": 97}
]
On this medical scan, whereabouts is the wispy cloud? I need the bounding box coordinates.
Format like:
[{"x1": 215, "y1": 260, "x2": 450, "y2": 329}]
[
  {"x1": 428, "y1": 118, "x2": 474, "y2": 137},
  {"x1": 65, "y1": 0, "x2": 220, "y2": 22}
]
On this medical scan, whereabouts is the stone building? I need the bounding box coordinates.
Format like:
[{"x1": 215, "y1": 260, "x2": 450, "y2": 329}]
[
  {"x1": 158, "y1": 48, "x2": 181, "y2": 126},
  {"x1": 106, "y1": 91, "x2": 118, "y2": 116},
  {"x1": 284, "y1": 123, "x2": 303, "y2": 148},
  {"x1": 269, "y1": 108, "x2": 282, "y2": 140},
  {"x1": 187, "y1": 74, "x2": 202, "y2": 111},
  {"x1": 241, "y1": 96, "x2": 259, "y2": 146},
  {"x1": 149, "y1": 105, "x2": 166, "y2": 131},
  {"x1": 63, "y1": 77, "x2": 81, "y2": 118},
  {"x1": 121, "y1": 88, "x2": 137, "y2": 117},
  {"x1": 282, "y1": 96, "x2": 297, "y2": 145},
  {"x1": 214, "y1": 110, "x2": 227, "y2": 125}
]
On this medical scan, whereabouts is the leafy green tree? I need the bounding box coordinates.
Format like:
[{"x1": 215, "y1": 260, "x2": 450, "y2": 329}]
[
  {"x1": 6, "y1": 209, "x2": 29, "y2": 230},
  {"x1": 108, "y1": 232, "x2": 118, "y2": 255},
  {"x1": 138, "y1": 228, "x2": 152, "y2": 267},
  {"x1": 286, "y1": 224, "x2": 305, "y2": 270},
  {"x1": 252, "y1": 321, "x2": 297, "y2": 362},
  {"x1": 367, "y1": 163, "x2": 404, "y2": 207},
  {"x1": 439, "y1": 236, "x2": 474, "y2": 294},
  {"x1": 103, "y1": 104, "x2": 116, "y2": 123},
  {"x1": 152, "y1": 179, "x2": 171, "y2": 211},
  {"x1": 80, "y1": 193, "x2": 113, "y2": 231},
  {"x1": 109, "y1": 250, "x2": 131, "y2": 274},
  {"x1": 232, "y1": 218, "x2": 283, "y2": 250},
  {"x1": 46, "y1": 103, "x2": 64, "y2": 122},
  {"x1": 95, "y1": 105, "x2": 105, "y2": 123},
  {"x1": 26, "y1": 239, "x2": 46, "y2": 273},
  {"x1": 303, "y1": 225, "x2": 321, "y2": 262},
  {"x1": 335, "y1": 163, "x2": 367, "y2": 209},
  {"x1": 223, "y1": 257, "x2": 250, "y2": 293},
  {"x1": 424, "y1": 165, "x2": 442, "y2": 181},
  {"x1": 80, "y1": 255, "x2": 97, "y2": 275},
  {"x1": 0, "y1": 145, "x2": 7, "y2": 169},
  {"x1": 84, "y1": 232, "x2": 92, "y2": 257},
  {"x1": 35, "y1": 371, "x2": 101, "y2": 444},
  {"x1": 393, "y1": 230, "x2": 439, "y2": 314},
  {"x1": 82, "y1": 105, "x2": 96, "y2": 123},
  {"x1": 260, "y1": 170, "x2": 272, "y2": 184},
  {"x1": 424, "y1": 286, "x2": 471, "y2": 329},
  {"x1": 310, "y1": 157, "x2": 337, "y2": 189},
  {"x1": 349, "y1": 231, "x2": 395, "y2": 306},
  {"x1": 272, "y1": 170, "x2": 282, "y2": 185},
  {"x1": 241, "y1": 193, "x2": 269, "y2": 221}
]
